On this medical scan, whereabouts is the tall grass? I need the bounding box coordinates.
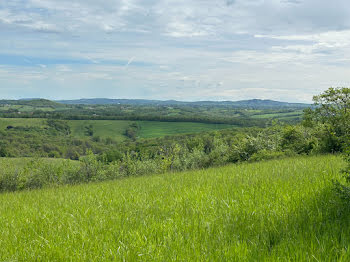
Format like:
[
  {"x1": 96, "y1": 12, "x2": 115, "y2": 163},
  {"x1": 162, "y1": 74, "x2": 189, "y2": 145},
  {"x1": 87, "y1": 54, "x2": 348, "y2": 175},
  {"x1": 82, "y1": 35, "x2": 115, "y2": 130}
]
[{"x1": 0, "y1": 155, "x2": 348, "y2": 261}]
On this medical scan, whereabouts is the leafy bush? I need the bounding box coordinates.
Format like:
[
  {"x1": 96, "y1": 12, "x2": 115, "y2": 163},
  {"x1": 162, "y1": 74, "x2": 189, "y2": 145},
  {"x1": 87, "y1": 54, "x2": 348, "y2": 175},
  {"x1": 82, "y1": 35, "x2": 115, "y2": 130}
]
[{"x1": 249, "y1": 150, "x2": 293, "y2": 162}]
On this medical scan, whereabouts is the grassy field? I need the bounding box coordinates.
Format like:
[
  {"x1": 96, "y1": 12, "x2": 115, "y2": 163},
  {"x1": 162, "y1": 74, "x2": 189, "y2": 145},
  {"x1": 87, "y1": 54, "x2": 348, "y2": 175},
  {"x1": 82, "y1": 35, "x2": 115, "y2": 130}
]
[
  {"x1": 68, "y1": 120, "x2": 133, "y2": 140},
  {"x1": 137, "y1": 121, "x2": 233, "y2": 138},
  {"x1": 69, "y1": 120, "x2": 233, "y2": 140},
  {"x1": 0, "y1": 118, "x2": 234, "y2": 141},
  {"x1": 0, "y1": 118, "x2": 47, "y2": 129},
  {"x1": 251, "y1": 110, "x2": 303, "y2": 119},
  {"x1": 0, "y1": 155, "x2": 349, "y2": 261}
]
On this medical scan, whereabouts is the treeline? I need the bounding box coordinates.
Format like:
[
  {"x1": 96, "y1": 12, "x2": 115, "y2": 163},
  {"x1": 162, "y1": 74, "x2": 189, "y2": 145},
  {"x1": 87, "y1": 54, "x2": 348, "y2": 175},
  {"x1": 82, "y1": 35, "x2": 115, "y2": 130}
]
[
  {"x1": 0, "y1": 120, "x2": 117, "y2": 159},
  {"x1": 0, "y1": 110, "x2": 267, "y2": 127},
  {"x1": 0, "y1": 102, "x2": 305, "y2": 127}
]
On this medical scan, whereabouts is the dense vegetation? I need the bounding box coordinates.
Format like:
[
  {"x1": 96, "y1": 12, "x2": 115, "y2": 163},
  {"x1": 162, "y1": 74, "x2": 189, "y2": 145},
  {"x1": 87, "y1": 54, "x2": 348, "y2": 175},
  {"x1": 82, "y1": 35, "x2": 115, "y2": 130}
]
[
  {"x1": 0, "y1": 89, "x2": 346, "y2": 192},
  {"x1": 0, "y1": 98, "x2": 304, "y2": 126}
]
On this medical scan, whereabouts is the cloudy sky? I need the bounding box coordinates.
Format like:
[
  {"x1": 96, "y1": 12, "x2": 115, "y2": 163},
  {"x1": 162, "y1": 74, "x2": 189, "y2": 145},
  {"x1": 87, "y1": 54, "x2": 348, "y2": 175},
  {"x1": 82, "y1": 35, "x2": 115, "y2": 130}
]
[{"x1": 1, "y1": 0, "x2": 350, "y2": 102}]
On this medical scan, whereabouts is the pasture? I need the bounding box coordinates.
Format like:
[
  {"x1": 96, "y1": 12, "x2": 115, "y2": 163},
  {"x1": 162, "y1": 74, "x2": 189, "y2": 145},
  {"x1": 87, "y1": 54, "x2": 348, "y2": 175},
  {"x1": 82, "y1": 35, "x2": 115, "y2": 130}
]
[
  {"x1": 0, "y1": 118, "x2": 234, "y2": 141},
  {"x1": 0, "y1": 118, "x2": 46, "y2": 129},
  {"x1": 136, "y1": 121, "x2": 233, "y2": 138},
  {"x1": 250, "y1": 110, "x2": 303, "y2": 120},
  {"x1": 0, "y1": 155, "x2": 348, "y2": 261}
]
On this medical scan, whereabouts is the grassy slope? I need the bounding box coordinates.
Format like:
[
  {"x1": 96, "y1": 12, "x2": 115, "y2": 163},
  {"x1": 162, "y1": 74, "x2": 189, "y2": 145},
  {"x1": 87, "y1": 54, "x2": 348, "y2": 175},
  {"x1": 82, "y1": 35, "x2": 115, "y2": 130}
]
[
  {"x1": 69, "y1": 120, "x2": 232, "y2": 140},
  {"x1": 251, "y1": 110, "x2": 303, "y2": 119},
  {"x1": 68, "y1": 119, "x2": 133, "y2": 141},
  {"x1": 0, "y1": 118, "x2": 47, "y2": 129},
  {"x1": 0, "y1": 155, "x2": 349, "y2": 261},
  {"x1": 137, "y1": 121, "x2": 232, "y2": 138},
  {"x1": 0, "y1": 118, "x2": 233, "y2": 141}
]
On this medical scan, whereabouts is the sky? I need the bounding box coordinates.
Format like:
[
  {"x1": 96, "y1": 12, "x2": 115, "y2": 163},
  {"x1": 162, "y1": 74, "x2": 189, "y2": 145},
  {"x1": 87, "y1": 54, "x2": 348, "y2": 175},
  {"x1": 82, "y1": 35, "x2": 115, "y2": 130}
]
[{"x1": 1, "y1": 0, "x2": 350, "y2": 102}]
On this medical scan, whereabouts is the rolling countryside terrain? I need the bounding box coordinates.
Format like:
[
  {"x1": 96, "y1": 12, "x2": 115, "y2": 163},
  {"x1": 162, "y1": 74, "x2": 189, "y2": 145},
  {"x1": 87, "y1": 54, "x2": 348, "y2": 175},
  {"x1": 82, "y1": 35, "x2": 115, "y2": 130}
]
[
  {"x1": 0, "y1": 89, "x2": 349, "y2": 261},
  {"x1": 3, "y1": 1, "x2": 350, "y2": 260},
  {"x1": 0, "y1": 118, "x2": 233, "y2": 141}
]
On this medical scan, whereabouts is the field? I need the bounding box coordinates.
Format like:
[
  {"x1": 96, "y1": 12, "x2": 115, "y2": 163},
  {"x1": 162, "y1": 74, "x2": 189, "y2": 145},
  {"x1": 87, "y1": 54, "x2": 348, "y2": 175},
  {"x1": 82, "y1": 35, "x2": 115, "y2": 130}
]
[
  {"x1": 0, "y1": 118, "x2": 47, "y2": 129},
  {"x1": 136, "y1": 121, "x2": 233, "y2": 138},
  {"x1": 0, "y1": 118, "x2": 234, "y2": 141},
  {"x1": 250, "y1": 110, "x2": 303, "y2": 119},
  {"x1": 68, "y1": 120, "x2": 133, "y2": 141},
  {"x1": 0, "y1": 155, "x2": 349, "y2": 261}
]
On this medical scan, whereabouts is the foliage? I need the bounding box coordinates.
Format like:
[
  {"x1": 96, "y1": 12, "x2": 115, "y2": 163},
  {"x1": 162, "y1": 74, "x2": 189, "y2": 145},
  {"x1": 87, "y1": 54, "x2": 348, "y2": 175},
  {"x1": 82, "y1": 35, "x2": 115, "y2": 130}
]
[
  {"x1": 47, "y1": 119, "x2": 71, "y2": 135},
  {"x1": 124, "y1": 122, "x2": 140, "y2": 140},
  {"x1": 0, "y1": 122, "x2": 323, "y2": 193},
  {"x1": 0, "y1": 99, "x2": 306, "y2": 127},
  {"x1": 305, "y1": 87, "x2": 350, "y2": 151},
  {"x1": 84, "y1": 124, "x2": 94, "y2": 136},
  {"x1": 306, "y1": 87, "x2": 350, "y2": 201}
]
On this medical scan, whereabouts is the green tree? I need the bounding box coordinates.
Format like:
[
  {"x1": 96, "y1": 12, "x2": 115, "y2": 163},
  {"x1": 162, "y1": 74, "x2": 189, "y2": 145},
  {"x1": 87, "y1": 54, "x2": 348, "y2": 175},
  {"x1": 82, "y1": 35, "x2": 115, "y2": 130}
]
[
  {"x1": 84, "y1": 125, "x2": 94, "y2": 136},
  {"x1": 313, "y1": 87, "x2": 350, "y2": 136},
  {"x1": 305, "y1": 87, "x2": 350, "y2": 152},
  {"x1": 310, "y1": 87, "x2": 350, "y2": 201}
]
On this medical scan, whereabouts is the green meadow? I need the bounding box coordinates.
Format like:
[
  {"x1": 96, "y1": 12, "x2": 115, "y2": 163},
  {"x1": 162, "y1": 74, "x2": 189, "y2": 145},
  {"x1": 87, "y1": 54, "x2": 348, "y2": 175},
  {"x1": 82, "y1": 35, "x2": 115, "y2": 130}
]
[
  {"x1": 0, "y1": 118, "x2": 47, "y2": 129},
  {"x1": 250, "y1": 110, "x2": 303, "y2": 119},
  {"x1": 68, "y1": 119, "x2": 133, "y2": 140},
  {"x1": 137, "y1": 121, "x2": 233, "y2": 138},
  {"x1": 0, "y1": 118, "x2": 234, "y2": 141},
  {"x1": 68, "y1": 120, "x2": 233, "y2": 140},
  {"x1": 0, "y1": 155, "x2": 349, "y2": 261}
]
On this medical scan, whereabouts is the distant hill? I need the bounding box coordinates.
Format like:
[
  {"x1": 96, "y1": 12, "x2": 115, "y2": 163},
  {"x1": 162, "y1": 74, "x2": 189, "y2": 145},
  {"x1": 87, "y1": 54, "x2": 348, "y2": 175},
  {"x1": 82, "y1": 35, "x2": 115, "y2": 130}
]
[
  {"x1": 56, "y1": 98, "x2": 310, "y2": 109},
  {"x1": 0, "y1": 98, "x2": 311, "y2": 109},
  {"x1": 0, "y1": 99, "x2": 62, "y2": 107}
]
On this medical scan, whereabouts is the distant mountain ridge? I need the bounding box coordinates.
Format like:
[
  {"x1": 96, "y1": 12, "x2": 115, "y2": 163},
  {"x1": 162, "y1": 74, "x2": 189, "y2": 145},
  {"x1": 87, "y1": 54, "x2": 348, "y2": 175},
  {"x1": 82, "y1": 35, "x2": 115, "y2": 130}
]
[
  {"x1": 0, "y1": 98, "x2": 61, "y2": 107},
  {"x1": 0, "y1": 98, "x2": 311, "y2": 109},
  {"x1": 56, "y1": 98, "x2": 310, "y2": 108}
]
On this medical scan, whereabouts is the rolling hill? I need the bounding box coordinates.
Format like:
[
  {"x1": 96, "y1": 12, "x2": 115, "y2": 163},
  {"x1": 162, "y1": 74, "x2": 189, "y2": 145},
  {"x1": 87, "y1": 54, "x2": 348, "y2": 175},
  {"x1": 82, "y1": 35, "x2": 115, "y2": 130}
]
[{"x1": 56, "y1": 98, "x2": 310, "y2": 108}]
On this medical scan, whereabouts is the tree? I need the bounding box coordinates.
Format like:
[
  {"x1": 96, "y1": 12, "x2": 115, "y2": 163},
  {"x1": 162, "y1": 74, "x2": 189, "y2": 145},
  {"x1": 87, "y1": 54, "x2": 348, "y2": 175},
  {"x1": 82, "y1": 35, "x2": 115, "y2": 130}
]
[
  {"x1": 311, "y1": 87, "x2": 350, "y2": 201},
  {"x1": 47, "y1": 119, "x2": 71, "y2": 135},
  {"x1": 84, "y1": 125, "x2": 94, "y2": 136},
  {"x1": 312, "y1": 87, "x2": 350, "y2": 137},
  {"x1": 305, "y1": 87, "x2": 350, "y2": 152}
]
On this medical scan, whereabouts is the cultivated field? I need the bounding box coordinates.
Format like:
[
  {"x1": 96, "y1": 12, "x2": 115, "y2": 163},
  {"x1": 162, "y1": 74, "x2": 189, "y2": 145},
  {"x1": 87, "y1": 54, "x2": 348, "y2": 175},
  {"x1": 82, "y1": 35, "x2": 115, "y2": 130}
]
[{"x1": 0, "y1": 155, "x2": 348, "y2": 261}]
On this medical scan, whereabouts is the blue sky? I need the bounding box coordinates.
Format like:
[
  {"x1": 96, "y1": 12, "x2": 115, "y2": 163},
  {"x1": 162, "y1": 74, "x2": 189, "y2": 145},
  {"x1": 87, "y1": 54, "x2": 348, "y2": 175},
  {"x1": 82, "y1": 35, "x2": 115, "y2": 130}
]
[{"x1": 1, "y1": 0, "x2": 350, "y2": 102}]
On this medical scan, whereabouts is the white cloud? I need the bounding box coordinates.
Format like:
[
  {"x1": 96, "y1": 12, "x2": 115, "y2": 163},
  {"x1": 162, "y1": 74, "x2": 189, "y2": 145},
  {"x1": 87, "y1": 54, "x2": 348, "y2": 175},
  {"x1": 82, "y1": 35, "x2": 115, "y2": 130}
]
[{"x1": 1, "y1": 0, "x2": 350, "y2": 102}]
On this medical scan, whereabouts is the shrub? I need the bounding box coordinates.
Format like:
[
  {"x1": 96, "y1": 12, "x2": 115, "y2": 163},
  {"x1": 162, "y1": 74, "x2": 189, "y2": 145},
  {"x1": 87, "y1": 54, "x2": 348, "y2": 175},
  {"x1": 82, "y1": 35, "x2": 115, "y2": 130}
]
[{"x1": 249, "y1": 150, "x2": 292, "y2": 162}]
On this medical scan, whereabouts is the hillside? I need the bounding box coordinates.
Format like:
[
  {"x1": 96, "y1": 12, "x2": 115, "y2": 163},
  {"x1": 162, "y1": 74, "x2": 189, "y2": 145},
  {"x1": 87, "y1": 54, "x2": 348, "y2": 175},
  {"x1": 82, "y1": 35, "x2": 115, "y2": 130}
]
[
  {"x1": 0, "y1": 99, "x2": 62, "y2": 107},
  {"x1": 0, "y1": 155, "x2": 348, "y2": 261},
  {"x1": 57, "y1": 98, "x2": 310, "y2": 108}
]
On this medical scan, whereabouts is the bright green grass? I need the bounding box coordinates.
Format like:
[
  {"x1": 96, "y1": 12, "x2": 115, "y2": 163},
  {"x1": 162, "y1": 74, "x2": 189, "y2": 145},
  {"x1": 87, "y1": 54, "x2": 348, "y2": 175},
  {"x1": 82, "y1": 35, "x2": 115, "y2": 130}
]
[
  {"x1": 137, "y1": 121, "x2": 233, "y2": 138},
  {"x1": 69, "y1": 120, "x2": 232, "y2": 141},
  {"x1": 0, "y1": 118, "x2": 47, "y2": 129},
  {"x1": 69, "y1": 120, "x2": 233, "y2": 140},
  {"x1": 0, "y1": 118, "x2": 234, "y2": 141},
  {"x1": 0, "y1": 155, "x2": 349, "y2": 261},
  {"x1": 68, "y1": 120, "x2": 134, "y2": 141},
  {"x1": 251, "y1": 111, "x2": 303, "y2": 119}
]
